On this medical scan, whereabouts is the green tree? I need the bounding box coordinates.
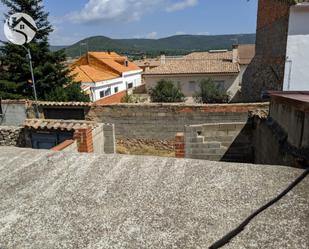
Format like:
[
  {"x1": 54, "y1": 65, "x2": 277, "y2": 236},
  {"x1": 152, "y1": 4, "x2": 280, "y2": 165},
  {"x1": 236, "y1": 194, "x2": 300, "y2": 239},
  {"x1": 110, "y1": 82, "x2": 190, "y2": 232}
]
[
  {"x1": 0, "y1": 0, "x2": 89, "y2": 102},
  {"x1": 149, "y1": 79, "x2": 185, "y2": 103},
  {"x1": 194, "y1": 78, "x2": 229, "y2": 104}
]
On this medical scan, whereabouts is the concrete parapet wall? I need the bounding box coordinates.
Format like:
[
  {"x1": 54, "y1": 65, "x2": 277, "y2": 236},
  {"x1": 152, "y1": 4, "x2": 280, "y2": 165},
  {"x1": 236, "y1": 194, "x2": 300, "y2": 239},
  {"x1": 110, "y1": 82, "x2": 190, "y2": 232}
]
[
  {"x1": 92, "y1": 124, "x2": 104, "y2": 154},
  {"x1": 270, "y1": 97, "x2": 308, "y2": 149},
  {"x1": 185, "y1": 122, "x2": 253, "y2": 162}
]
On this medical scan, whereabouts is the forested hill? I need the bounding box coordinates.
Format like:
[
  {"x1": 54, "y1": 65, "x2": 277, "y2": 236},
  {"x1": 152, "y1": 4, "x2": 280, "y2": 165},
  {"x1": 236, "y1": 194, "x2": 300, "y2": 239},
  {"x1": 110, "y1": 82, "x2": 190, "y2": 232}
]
[{"x1": 62, "y1": 33, "x2": 256, "y2": 58}]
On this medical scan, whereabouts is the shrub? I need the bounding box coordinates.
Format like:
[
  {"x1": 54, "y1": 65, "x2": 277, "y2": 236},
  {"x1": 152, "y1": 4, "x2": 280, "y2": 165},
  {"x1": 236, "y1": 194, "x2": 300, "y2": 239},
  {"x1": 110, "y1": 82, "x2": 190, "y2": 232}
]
[
  {"x1": 149, "y1": 80, "x2": 185, "y2": 103},
  {"x1": 121, "y1": 93, "x2": 143, "y2": 103},
  {"x1": 194, "y1": 78, "x2": 229, "y2": 104}
]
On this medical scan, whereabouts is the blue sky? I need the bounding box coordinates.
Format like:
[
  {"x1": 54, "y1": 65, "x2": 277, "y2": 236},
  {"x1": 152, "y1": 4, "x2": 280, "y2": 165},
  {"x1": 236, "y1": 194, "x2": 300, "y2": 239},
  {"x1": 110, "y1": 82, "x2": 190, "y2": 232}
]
[{"x1": 1, "y1": 0, "x2": 258, "y2": 45}]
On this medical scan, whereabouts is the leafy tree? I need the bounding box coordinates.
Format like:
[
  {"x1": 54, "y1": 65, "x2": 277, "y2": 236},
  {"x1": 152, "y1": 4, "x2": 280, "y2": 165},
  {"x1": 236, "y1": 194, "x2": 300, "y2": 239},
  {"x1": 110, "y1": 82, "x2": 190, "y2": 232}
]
[
  {"x1": 194, "y1": 78, "x2": 229, "y2": 104},
  {"x1": 0, "y1": 0, "x2": 89, "y2": 102},
  {"x1": 149, "y1": 79, "x2": 185, "y2": 103}
]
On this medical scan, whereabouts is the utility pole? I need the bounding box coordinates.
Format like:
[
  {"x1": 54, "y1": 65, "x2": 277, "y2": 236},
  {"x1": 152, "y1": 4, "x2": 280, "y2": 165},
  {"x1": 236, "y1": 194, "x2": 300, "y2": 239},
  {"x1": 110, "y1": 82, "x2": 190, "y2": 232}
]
[{"x1": 26, "y1": 47, "x2": 39, "y2": 118}]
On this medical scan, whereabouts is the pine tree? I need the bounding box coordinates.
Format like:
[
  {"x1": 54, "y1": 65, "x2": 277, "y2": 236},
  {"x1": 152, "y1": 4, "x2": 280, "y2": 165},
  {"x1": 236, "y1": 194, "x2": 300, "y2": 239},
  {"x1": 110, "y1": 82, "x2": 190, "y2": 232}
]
[{"x1": 0, "y1": 0, "x2": 89, "y2": 102}]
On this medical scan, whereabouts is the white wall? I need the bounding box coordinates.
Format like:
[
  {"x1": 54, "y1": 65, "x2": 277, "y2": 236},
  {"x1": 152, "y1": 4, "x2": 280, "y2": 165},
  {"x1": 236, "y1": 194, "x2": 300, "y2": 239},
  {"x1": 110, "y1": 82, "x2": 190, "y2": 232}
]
[
  {"x1": 144, "y1": 73, "x2": 240, "y2": 101},
  {"x1": 283, "y1": 4, "x2": 309, "y2": 91},
  {"x1": 84, "y1": 70, "x2": 142, "y2": 102}
]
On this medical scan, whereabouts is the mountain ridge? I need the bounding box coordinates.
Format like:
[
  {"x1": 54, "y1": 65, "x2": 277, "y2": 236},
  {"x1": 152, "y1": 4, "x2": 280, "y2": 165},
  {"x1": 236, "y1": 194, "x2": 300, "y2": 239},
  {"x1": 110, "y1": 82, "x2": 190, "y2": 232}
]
[{"x1": 60, "y1": 33, "x2": 256, "y2": 58}]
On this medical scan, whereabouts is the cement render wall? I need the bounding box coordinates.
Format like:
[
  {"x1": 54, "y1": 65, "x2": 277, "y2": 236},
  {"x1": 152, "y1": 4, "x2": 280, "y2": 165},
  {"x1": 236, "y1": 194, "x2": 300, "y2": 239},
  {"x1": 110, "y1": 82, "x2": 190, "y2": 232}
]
[
  {"x1": 270, "y1": 99, "x2": 308, "y2": 148},
  {"x1": 0, "y1": 101, "x2": 29, "y2": 126},
  {"x1": 87, "y1": 103, "x2": 268, "y2": 141}
]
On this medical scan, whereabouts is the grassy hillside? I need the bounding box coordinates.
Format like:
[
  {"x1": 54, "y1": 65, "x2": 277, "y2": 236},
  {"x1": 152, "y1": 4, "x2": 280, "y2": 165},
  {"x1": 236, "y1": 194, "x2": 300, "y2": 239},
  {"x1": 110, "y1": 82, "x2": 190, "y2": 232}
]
[{"x1": 64, "y1": 33, "x2": 256, "y2": 58}]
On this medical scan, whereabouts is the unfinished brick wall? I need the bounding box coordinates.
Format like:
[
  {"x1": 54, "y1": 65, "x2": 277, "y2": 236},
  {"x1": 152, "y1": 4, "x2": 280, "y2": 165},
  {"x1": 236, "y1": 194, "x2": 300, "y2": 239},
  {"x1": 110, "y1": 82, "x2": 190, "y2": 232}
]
[
  {"x1": 175, "y1": 133, "x2": 185, "y2": 158},
  {"x1": 74, "y1": 128, "x2": 94, "y2": 153},
  {"x1": 184, "y1": 122, "x2": 253, "y2": 162}
]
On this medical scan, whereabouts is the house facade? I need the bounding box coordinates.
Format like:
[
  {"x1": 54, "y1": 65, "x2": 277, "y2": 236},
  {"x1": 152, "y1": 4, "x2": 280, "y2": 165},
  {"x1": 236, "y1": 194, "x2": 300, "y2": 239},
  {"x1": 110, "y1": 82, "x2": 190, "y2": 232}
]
[
  {"x1": 242, "y1": 0, "x2": 309, "y2": 102},
  {"x1": 71, "y1": 52, "x2": 143, "y2": 102},
  {"x1": 283, "y1": 2, "x2": 309, "y2": 90},
  {"x1": 144, "y1": 48, "x2": 254, "y2": 102}
]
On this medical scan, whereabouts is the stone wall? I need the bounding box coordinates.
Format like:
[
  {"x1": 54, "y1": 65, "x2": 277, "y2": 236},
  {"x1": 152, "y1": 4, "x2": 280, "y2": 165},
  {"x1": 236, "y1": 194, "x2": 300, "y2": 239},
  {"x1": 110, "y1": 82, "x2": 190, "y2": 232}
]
[
  {"x1": 241, "y1": 0, "x2": 292, "y2": 102},
  {"x1": 87, "y1": 103, "x2": 269, "y2": 141},
  {"x1": 184, "y1": 122, "x2": 253, "y2": 162},
  {"x1": 0, "y1": 126, "x2": 25, "y2": 147}
]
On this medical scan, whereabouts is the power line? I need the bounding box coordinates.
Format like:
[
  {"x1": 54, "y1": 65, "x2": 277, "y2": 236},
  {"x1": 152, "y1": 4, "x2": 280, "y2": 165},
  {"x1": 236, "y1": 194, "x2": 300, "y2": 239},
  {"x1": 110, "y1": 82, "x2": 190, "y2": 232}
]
[{"x1": 209, "y1": 160, "x2": 309, "y2": 249}]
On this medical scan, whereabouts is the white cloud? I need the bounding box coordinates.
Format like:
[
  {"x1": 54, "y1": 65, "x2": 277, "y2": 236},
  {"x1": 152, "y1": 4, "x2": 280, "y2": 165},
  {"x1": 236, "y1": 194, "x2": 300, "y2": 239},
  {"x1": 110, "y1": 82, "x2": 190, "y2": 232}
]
[
  {"x1": 197, "y1": 32, "x2": 210, "y2": 35},
  {"x1": 69, "y1": 0, "x2": 163, "y2": 23},
  {"x1": 175, "y1": 31, "x2": 186, "y2": 35},
  {"x1": 146, "y1": 32, "x2": 158, "y2": 39},
  {"x1": 166, "y1": 0, "x2": 198, "y2": 12},
  {"x1": 69, "y1": 0, "x2": 199, "y2": 24}
]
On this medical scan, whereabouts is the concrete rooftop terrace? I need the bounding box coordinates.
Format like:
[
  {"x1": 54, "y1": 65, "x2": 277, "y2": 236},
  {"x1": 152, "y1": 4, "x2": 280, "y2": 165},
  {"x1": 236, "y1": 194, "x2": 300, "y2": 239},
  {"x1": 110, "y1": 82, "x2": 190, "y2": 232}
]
[{"x1": 0, "y1": 147, "x2": 308, "y2": 249}]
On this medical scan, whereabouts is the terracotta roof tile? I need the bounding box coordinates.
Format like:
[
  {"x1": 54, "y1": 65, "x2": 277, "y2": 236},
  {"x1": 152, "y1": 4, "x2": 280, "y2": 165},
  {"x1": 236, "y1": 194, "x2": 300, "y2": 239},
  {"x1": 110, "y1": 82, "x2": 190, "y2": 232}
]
[
  {"x1": 71, "y1": 52, "x2": 141, "y2": 83},
  {"x1": 38, "y1": 101, "x2": 92, "y2": 107},
  {"x1": 144, "y1": 53, "x2": 239, "y2": 75},
  {"x1": 24, "y1": 119, "x2": 98, "y2": 131}
]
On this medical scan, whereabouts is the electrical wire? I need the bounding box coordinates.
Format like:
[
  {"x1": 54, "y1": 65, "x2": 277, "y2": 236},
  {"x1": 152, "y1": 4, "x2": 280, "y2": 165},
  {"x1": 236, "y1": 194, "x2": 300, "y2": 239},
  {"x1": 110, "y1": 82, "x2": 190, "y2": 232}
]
[{"x1": 208, "y1": 161, "x2": 309, "y2": 249}]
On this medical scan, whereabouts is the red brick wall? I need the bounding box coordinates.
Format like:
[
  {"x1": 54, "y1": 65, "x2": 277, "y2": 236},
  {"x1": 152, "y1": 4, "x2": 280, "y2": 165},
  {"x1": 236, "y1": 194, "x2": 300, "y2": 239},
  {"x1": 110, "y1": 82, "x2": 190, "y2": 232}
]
[
  {"x1": 74, "y1": 128, "x2": 94, "y2": 153},
  {"x1": 175, "y1": 133, "x2": 185, "y2": 158},
  {"x1": 257, "y1": 0, "x2": 291, "y2": 30}
]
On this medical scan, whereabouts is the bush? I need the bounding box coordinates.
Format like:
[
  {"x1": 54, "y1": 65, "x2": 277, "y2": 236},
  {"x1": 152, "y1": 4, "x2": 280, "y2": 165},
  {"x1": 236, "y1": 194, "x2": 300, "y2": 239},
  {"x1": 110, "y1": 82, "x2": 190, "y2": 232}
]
[
  {"x1": 149, "y1": 80, "x2": 185, "y2": 103},
  {"x1": 121, "y1": 93, "x2": 137, "y2": 103},
  {"x1": 194, "y1": 78, "x2": 229, "y2": 104}
]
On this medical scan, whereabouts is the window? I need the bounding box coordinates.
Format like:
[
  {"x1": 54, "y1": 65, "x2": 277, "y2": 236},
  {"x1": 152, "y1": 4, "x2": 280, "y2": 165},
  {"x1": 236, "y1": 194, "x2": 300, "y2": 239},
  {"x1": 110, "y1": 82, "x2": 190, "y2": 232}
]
[
  {"x1": 20, "y1": 24, "x2": 25, "y2": 30},
  {"x1": 214, "y1": 80, "x2": 225, "y2": 91},
  {"x1": 99, "y1": 88, "x2": 111, "y2": 98},
  {"x1": 127, "y1": 82, "x2": 133, "y2": 89},
  {"x1": 114, "y1": 87, "x2": 119, "y2": 93},
  {"x1": 189, "y1": 81, "x2": 196, "y2": 91}
]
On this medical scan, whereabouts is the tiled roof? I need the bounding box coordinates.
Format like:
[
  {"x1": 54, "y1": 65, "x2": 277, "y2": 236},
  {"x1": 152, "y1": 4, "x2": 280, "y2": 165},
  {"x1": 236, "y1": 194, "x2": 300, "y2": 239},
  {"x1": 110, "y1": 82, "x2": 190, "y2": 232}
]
[
  {"x1": 184, "y1": 51, "x2": 233, "y2": 60},
  {"x1": 238, "y1": 44, "x2": 255, "y2": 65},
  {"x1": 144, "y1": 52, "x2": 239, "y2": 75},
  {"x1": 95, "y1": 90, "x2": 127, "y2": 105},
  {"x1": 134, "y1": 58, "x2": 161, "y2": 67},
  {"x1": 71, "y1": 52, "x2": 141, "y2": 83},
  {"x1": 89, "y1": 52, "x2": 141, "y2": 73},
  {"x1": 72, "y1": 65, "x2": 119, "y2": 83},
  {"x1": 38, "y1": 101, "x2": 92, "y2": 107},
  {"x1": 23, "y1": 119, "x2": 98, "y2": 131}
]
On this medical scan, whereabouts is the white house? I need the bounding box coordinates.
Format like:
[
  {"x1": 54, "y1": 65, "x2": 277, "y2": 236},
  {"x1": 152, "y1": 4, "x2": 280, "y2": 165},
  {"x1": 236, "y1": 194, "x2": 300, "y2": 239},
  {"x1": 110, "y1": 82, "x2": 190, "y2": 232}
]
[
  {"x1": 71, "y1": 52, "x2": 143, "y2": 102},
  {"x1": 283, "y1": 2, "x2": 309, "y2": 91},
  {"x1": 144, "y1": 46, "x2": 255, "y2": 102}
]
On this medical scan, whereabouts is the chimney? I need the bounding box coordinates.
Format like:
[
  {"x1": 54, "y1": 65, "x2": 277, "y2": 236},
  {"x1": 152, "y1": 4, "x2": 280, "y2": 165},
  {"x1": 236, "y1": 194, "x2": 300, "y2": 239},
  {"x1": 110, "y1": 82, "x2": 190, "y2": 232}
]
[
  {"x1": 232, "y1": 44, "x2": 239, "y2": 63},
  {"x1": 160, "y1": 54, "x2": 166, "y2": 65}
]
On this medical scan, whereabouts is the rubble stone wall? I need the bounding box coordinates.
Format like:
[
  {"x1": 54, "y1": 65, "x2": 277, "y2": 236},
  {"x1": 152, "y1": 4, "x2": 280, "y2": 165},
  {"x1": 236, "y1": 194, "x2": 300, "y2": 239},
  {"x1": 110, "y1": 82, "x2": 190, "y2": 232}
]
[{"x1": 0, "y1": 126, "x2": 25, "y2": 147}]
